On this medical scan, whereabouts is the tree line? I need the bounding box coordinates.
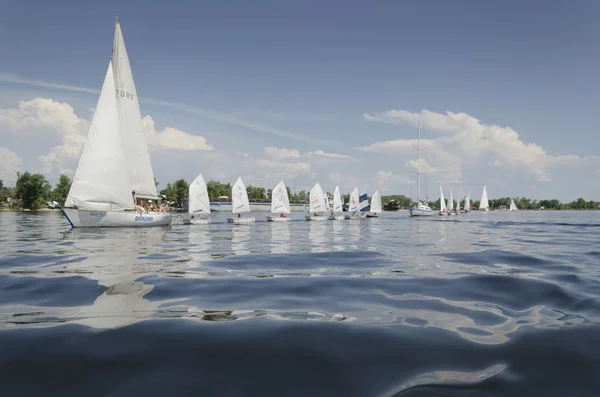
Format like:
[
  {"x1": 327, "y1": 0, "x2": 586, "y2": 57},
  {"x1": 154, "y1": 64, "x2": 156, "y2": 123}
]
[{"x1": 1, "y1": 173, "x2": 598, "y2": 211}]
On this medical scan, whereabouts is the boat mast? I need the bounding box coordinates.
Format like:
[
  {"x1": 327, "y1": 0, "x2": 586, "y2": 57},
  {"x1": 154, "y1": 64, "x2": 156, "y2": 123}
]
[{"x1": 417, "y1": 123, "x2": 421, "y2": 203}]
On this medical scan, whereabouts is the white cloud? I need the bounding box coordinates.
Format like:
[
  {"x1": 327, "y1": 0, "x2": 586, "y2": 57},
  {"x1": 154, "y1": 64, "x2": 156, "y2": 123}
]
[
  {"x1": 141, "y1": 116, "x2": 213, "y2": 151},
  {"x1": 362, "y1": 108, "x2": 598, "y2": 183},
  {"x1": 375, "y1": 170, "x2": 414, "y2": 193},
  {"x1": 304, "y1": 149, "x2": 352, "y2": 160},
  {"x1": 0, "y1": 147, "x2": 22, "y2": 184},
  {"x1": 489, "y1": 160, "x2": 502, "y2": 167},
  {"x1": 264, "y1": 146, "x2": 301, "y2": 161},
  {"x1": 404, "y1": 157, "x2": 436, "y2": 173}
]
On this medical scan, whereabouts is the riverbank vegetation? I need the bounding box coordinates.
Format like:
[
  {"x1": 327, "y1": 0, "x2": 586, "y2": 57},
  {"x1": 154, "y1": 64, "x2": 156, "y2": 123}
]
[{"x1": 1, "y1": 174, "x2": 598, "y2": 210}]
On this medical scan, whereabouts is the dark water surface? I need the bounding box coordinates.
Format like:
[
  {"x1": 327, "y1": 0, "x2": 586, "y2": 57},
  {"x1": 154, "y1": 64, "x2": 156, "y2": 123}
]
[{"x1": 1, "y1": 210, "x2": 599, "y2": 396}]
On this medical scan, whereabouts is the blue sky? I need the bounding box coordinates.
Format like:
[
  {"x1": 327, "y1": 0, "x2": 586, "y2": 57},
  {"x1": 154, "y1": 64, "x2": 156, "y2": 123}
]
[{"x1": 0, "y1": 0, "x2": 598, "y2": 201}]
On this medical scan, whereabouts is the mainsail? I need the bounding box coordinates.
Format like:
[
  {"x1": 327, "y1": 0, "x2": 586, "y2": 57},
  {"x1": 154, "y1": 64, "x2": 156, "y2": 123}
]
[
  {"x1": 188, "y1": 173, "x2": 210, "y2": 215},
  {"x1": 448, "y1": 189, "x2": 454, "y2": 212},
  {"x1": 333, "y1": 185, "x2": 343, "y2": 213},
  {"x1": 232, "y1": 177, "x2": 250, "y2": 214},
  {"x1": 509, "y1": 198, "x2": 517, "y2": 211},
  {"x1": 348, "y1": 187, "x2": 360, "y2": 212},
  {"x1": 359, "y1": 189, "x2": 369, "y2": 212},
  {"x1": 309, "y1": 183, "x2": 328, "y2": 213},
  {"x1": 439, "y1": 186, "x2": 447, "y2": 213},
  {"x1": 479, "y1": 185, "x2": 489, "y2": 210},
  {"x1": 370, "y1": 190, "x2": 382, "y2": 213},
  {"x1": 65, "y1": 61, "x2": 133, "y2": 212},
  {"x1": 112, "y1": 20, "x2": 157, "y2": 199},
  {"x1": 271, "y1": 181, "x2": 290, "y2": 214}
]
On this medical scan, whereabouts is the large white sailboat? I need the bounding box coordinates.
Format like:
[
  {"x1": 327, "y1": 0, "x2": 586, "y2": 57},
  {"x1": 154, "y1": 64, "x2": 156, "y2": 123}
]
[
  {"x1": 266, "y1": 181, "x2": 291, "y2": 222},
  {"x1": 439, "y1": 186, "x2": 448, "y2": 216},
  {"x1": 479, "y1": 185, "x2": 490, "y2": 212},
  {"x1": 328, "y1": 185, "x2": 345, "y2": 220},
  {"x1": 509, "y1": 198, "x2": 518, "y2": 211},
  {"x1": 183, "y1": 173, "x2": 211, "y2": 224},
  {"x1": 306, "y1": 183, "x2": 329, "y2": 221},
  {"x1": 228, "y1": 177, "x2": 255, "y2": 223},
  {"x1": 367, "y1": 190, "x2": 382, "y2": 218},
  {"x1": 346, "y1": 187, "x2": 364, "y2": 219},
  {"x1": 62, "y1": 19, "x2": 171, "y2": 228},
  {"x1": 409, "y1": 124, "x2": 433, "y2": 216}
]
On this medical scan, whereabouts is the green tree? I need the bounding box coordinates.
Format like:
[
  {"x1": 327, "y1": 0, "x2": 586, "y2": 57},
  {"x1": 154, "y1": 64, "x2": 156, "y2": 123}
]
[
  {"x1": 0, "y1": 180, "x2": 3, "y2": 192},
  {"x1": 160, "y1": 179, "x2": 189, "y2": 208},
  {"x1": 52, "y1": 175, "x2": 72, "y2": 206},
  {"x1": 154, "y1": 177, "x2": 159, "y2": 188},
  {"x1": 206, "y1": 180, "x2": 231, "y2": 198},
  {"x1": 14, "y1": 172, "x2": 51, "y2": 209}
]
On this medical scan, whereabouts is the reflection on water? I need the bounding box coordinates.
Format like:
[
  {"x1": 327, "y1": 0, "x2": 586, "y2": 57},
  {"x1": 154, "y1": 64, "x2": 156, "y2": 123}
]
[{"x1": 1, "y1": 210, "x2": 600, "y2": 395}]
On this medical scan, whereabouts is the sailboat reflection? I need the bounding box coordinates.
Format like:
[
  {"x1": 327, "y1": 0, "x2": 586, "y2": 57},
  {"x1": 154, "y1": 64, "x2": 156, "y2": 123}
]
[
  {"x1": 187, "y1": 223, "x2": 213, "y2": 263},
  {"x1": 231, "y1": 224, "x2": 251, "y2": 256},
  {"x1": 346, "y1": 220, "x2": 360, "y2": 250},
  {"x1": 331, "y1": 217, "x2": 345, "y2": 251},
  {"x1": 269, "y1": 221, "x2": 291, "y2": 254},
  {"x1": 308, "y1": 220, "x2": 327, "y2": 252}
]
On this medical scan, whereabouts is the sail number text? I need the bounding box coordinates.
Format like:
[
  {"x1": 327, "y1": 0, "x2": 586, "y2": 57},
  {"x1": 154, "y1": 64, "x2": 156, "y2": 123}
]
[{"x1": 115, "y1": 89, "x2": 135, "y2": 100}]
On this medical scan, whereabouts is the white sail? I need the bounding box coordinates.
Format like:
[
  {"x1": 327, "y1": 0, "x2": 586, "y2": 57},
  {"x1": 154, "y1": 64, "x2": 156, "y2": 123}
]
[
  {"x1": 464, "y1": 195, "x2": 469, "y2": 212},
  {"x1": 188, "y1": 173, "x2": 210, "y2": 215},
  {"x1": 370, "y1": 190, "x2": 382, "y2": 213},
  {"x1": 439, "y1": 186, "x2": 447, "y2": 212},
  {"x1": 349, "y1": 187, "x2": 360, "y2": 212},
  {"x1": 232, "y1": 177, "x2": 250, "y2": 214},
  {"x1": 271, "y1": 181, "x2": 290, "y2": 214},
  {"x1": 479, "y1": 185, "x2": 489, "y2": 210},
  {"x1": 309, "y1": 183, "x2": 328, "y2": 213},
  {"x1": 333, "y1": 185, "x2": 343, "y2": 213},
  {"x1": 448, "y1": 189, "x2": 454, "y2": 211},
  {"x1": 65, "y1": 61, "x2": 133, "y2": 212},
  {"x1": 509, "y1": 198, "x2": 518, "y2": 211},
  {"x1": 112, "y1": 20, "x2": 157, "y2": 199}
]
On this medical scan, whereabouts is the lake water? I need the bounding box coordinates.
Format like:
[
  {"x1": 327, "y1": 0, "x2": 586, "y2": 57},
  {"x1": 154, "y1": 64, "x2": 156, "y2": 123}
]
[{"x1": 1, "y1": 210, "x2": 599, "y2": 396}]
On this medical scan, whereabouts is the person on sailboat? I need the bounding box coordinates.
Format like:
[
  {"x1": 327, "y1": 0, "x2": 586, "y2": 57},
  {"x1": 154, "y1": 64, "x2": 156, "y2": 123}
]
[
  {"x1": 133, "y1": 191, "x2": 145, "y2": 213},
  {"x1": 280, "y1": 213, "x2": 286, "y2": 218}
]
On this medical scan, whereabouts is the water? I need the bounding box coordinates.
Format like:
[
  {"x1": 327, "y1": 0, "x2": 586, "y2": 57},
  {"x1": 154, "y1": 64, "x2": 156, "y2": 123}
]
[{"x1": 1, "y1": 210, "x2": 599, "y2": 396}]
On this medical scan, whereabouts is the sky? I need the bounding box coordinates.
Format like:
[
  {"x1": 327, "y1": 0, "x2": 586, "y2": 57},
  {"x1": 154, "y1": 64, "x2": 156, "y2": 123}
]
[{"x1": 0, "y1": 0, "x2": 599, "y2": 201}]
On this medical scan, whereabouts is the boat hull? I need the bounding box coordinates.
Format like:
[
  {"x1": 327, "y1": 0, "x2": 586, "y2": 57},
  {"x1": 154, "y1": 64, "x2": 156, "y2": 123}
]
[
  {"x1": 183, "y1": 216, "x2": 211, "y2": 225},
  {"x1": 62, "y1": 208, "x2": 172, "y2": 228},
  {"x1": 327, "y1": 214, "x2": 346, "y2": 220},
  {"x1": 305, "y1": 215, "x2": 327, "y2": 221},
  {"x1": 409, "y1": 208, "x2": 433, "y2": 216},
  {"x1": 345, "y1": 213, "x2": 366, "y2": 220},
  {"x1": 227, "y1": 217, "x2": 256, "y2": 224},
  {"x1": 366, "y1": 214, "x2": 378, "y2": 218},
  {"x1": 480, "y1": 208, "x2": 489, "y2": 212},
  {"x1": 266, "y1": 216, "x2": 290, "y2": 222}
]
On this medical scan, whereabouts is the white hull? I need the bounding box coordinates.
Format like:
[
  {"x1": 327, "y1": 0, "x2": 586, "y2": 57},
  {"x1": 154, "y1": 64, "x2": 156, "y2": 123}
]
[
  {"x1": 409, "y1": 208, "x2": 433, "y2": 216},
  {"x1": 439, "y1": 212, "x2": 448, "y2": 216},
  {"x1": 305, "y1": 215, "x2": 327, "y2": 221},
  {"x1": 183, "y1": 216, "x2": 211, "y2": 225},
  {"x1": 345, "y1": 213, "x2": 366, "y2": 220},
  {"x1": 328, "y1": 214, "x2": 346, "y2": 220},
  {"x1": 266, "y1": 216, "x2": 290, "y2": 222},
  {"x1": 227, "y1": 217, "x2": 256, "y2": 224},
  {"x1": 62, "y1": 208, "x2": 171, "y2": 228},
  {"x1": 480, "y1": 208, "x2": 489, "y2": 212}
]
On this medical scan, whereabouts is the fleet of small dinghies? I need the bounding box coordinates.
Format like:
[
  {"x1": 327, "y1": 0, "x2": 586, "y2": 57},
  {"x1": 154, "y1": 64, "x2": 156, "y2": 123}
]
[
  {"x1": 266, "y1": 181, "x2": 291, "y2": 222},
  {"x1": 228, "y1": 177, "x2": 255, "y2": 223},
  {"x1": 62, "y1": 19, "x2": 171, "y2": 228}
]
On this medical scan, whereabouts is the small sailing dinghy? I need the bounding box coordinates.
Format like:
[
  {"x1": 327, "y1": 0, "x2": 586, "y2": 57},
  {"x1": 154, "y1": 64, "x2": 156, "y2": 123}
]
[
  {"x1": 366, "y1": 190, "x2": 382, "y2": 218},
  {"x1": 509, "y1": 198, "x2": 518, "y2": 211},
  {"x1": 328, "y1": 185, "x2": 345, "y2": 220},
  {"x1": 62, "y1": 20, "x2": 171, "y2": 228},
  {"x1": 345, "y1": 187, "x2": 365, "y2": 219},
  {"x1": 448, "y1": 189, "x2": 456, "y2": 215},
  {"x1": 439, "y1": 186, "x2": 448, "y2": 216},
  {"x1": 463, "y1": 195, "x2": 470, "y2": 213},
  {"x1": 479, "y1": 185, "x2": 490, "y2": 212},
  {"x1": 409, "y1": 124, "x2": 433, "y2": 217},
  {"x1": 183, "y1": 173, "x2": 211, "y2": 224},
  {"x1": 228, "y1": 177, "x2": 255, "y2": 223},
  {"x1": 305, "y1": 183, "x2": 329, "y2": 221},
  {"x1": 266, "y1": 181, "x2": 290, "y2": 222}
]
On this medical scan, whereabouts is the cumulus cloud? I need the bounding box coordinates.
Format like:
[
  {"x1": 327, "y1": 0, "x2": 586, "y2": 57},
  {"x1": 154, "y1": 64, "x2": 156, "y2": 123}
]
[
  {"x1": 264, "y1": 146, "x2": 352, "y2": 162},
  {"x1": 404, "y1": 157, "x2": 436, "y2": 173},
  {"x1": 0, "y1": 147, "x2": 22, "y2": 184},
  {"x1": 0, "y1": 97, "x2": 214, "y2": 175},
  {"x1": 141, "y1": 116, "x2": 213, "y2": 151},
  {"x1": 361, "y1": 108, "x2": 597, "y2": 183}
]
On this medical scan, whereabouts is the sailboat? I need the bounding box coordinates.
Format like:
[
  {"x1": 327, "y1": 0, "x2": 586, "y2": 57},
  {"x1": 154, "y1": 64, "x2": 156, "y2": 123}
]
[
  {"x1": 366, "y1": 190, "x2": 382, "y2": 218},
  {"x1": 439, "y1": 186, "x2": 448, "y2": 216},
  {"x1": 346, "y1": 187, "x2": 364, "y2": 219},
  {"x1": 409, "y1": 124, "x2": 433, "y2": 216},
  {"x1": 448, "y1": 189, "x2": 455, "y2": 215},
  {"x1": 266, "y1": 181, "x2": 291, "y2": 222},
  {"x1": 359, "y1": 189, "x2": 369, "y2": 215},
  {"x1": 227, "y1": 177, "x2": 255, "y2": 223},
  {"x1": 183, "y1": 173, "x2": 211, "y2": 224},
  {"x1": 305, "y1": 183, "x2": 329, "y2": 221},
  {"x1": 479, "y1": 185, "x2": 490, "y2": 212},
  {"x1": 62, "y1": 19, "x2": 171, "y2": 228},
  {"x1": 509, "y1": 198, "x2": 518, "y2": 211},
  {"x1": 328, "y1": 185, "x2": 345, "y2": 220},
  {"x1": 463, "y1": 195, "x2": 470, "y2": 213}
]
